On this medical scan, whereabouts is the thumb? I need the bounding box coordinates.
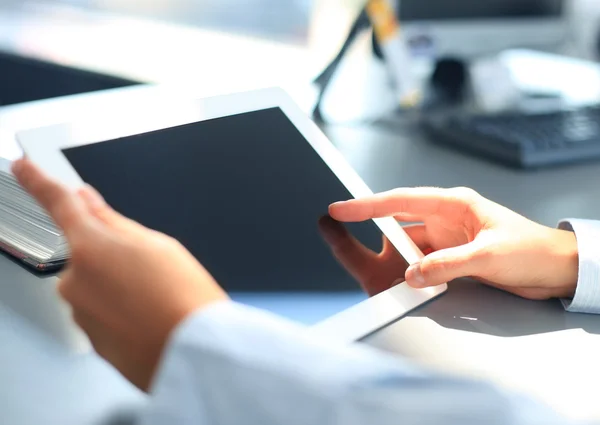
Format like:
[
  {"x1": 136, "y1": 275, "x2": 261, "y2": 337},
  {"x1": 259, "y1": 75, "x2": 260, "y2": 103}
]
[
  {"x1": 77, "y1": 185, "x2": 147, "y2": 234},
  {"x1": 77, "y1": 185, "x2": 124, "y2": 226},
  {"x1": 405, "y1": 243, "x2": 485, "y2": 288}
]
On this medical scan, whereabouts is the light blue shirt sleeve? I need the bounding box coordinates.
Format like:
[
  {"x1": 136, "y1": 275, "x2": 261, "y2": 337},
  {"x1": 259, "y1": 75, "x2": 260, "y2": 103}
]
[
  {"x1": 140, "y1": 301, "x2": 582, "y2": 425},
  {"x1": 559, "y1": 219, "x2": 600, "y2": 314}
]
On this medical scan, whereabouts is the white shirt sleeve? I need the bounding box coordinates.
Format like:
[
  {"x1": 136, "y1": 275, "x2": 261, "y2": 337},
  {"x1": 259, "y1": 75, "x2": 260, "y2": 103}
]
[
  {"x1": 558, "y1": 219, "x2": 600, "y2": 314},
  {"x1": 139, "y1": 301, "x2": 579, "y2": 425}
]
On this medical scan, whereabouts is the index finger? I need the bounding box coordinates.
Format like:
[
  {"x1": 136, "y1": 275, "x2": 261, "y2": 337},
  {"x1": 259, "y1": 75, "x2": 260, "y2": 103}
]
[
  {"x1": 12, "y1": 159, "x2": 90, "y2": 238},
  {"x1": 329, "y1": 187, "x2": 475, "y2": 222}
]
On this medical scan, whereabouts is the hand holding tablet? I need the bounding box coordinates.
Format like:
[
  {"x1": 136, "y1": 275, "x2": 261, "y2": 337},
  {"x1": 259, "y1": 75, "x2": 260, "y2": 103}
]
[
  {"x1": 329, "y1": 187, "x2": 579, "y2": 301},
  {"x1": 12, "y1": 158, "x2": 229, "y2": 391},
  {"x1": 17, "y1": 87, "x2": 447, "y2": 341}
]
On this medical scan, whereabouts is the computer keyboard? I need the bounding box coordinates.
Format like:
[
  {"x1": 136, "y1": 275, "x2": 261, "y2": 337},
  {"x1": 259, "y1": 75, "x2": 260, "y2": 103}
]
[{"x1": 421, "y1": 104, "x2": 600, "y2": 168}]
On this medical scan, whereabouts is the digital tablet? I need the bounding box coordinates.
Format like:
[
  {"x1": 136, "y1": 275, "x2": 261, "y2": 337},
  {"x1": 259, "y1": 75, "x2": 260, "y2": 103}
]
[{"x1": 17, "y1": 87, "x2": 446, "y2": 342}]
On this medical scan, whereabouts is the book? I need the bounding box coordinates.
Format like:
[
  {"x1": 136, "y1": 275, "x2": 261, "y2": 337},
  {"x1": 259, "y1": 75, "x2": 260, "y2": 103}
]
[{"x1": 0, "y1": 158, "x2": 68, "y2": 271}]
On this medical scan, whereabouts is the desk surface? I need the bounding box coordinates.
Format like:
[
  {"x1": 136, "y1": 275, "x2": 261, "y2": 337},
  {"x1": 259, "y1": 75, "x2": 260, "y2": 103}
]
[{"x1": 2, "y1": 4, "x2": 600, "y2": 425}]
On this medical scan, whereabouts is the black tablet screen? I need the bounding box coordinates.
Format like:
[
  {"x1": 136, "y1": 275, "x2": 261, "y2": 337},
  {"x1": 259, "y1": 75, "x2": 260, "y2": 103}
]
[{"x1": 62, "y1": 108, "x2": 408, "y2": 323}]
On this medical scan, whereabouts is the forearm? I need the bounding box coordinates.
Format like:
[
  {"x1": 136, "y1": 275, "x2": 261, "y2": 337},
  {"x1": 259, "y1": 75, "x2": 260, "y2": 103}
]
[{"x1": 140, "y1": 302, "x2": 578, "y2": 425}]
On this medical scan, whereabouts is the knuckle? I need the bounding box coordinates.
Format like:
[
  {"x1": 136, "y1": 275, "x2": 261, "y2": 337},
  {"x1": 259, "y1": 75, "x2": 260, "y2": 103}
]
[
  {"x1": 421, "y1": 252, "x2": 471, "y2": 278},
  {"x1": 447, "y1": 187, "x2": 481, "y2": 219},
  {"x1": 164, "y1": 233, "x2": 184, "y2": 249},
  {"x1": 90, "y1": 204, "x2": 112, "y2": 222},
  {"x1": 387, "y1": 188, "x2": 406, "y2": 201},
  {"x1": 450, "y1": 187, "x2": 480, "y2": 203},
  {"x1": 471, "y1": 244, "x2": 494, "y2": 265},
  {"x1": 69, "y1": 240, "x2": 92, "y2": 264},
  {"x1": 149, "y1": 232, "x2": 183, "y2": 252},
  {"x1": 387, "y1": 189, "x2": 410, "y2": 209},
  {"x1": 57, "y1": 279, "x2": 74, "y2": 301},
  {"x1": 421, "y1": 258, "x2": 449, "y2": 276}
]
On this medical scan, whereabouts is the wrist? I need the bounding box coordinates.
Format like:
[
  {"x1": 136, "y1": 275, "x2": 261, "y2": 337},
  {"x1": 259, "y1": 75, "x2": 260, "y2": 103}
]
[{"x1": 547, "y1": 227, "x2": 579, "y2": 299}]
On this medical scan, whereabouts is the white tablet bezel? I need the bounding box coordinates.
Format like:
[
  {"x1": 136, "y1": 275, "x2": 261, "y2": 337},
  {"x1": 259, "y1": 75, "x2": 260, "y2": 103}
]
[{"x1": 17, "y1": 86, "x2": 447, "y2": 342}]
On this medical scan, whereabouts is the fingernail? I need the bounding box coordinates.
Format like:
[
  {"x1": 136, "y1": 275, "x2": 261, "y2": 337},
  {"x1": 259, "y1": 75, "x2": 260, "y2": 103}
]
[{"x1": 406, "y1": 263, "x2": 426, "y2": 287}]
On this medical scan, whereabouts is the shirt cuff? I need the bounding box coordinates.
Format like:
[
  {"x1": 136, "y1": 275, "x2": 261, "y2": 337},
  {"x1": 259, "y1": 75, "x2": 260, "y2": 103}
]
[
  {"x1": 142, "y1": 301, "x2": 429, "y2": 425},
  {"x1": 558, "y1": 219, "x2": 600, "y2": 314},
  {"x1": 149, "y1": 300, "x2": 424, "y2": 395},
  {"x1": 143, "y1": 301, "x2": 311, "y2": 424}
]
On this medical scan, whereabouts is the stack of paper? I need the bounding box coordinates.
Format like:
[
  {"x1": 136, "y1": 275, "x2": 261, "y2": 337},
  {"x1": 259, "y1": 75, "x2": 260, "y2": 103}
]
[{"x1": 0, "y1": 158, "x2": 68, "y2": 271}]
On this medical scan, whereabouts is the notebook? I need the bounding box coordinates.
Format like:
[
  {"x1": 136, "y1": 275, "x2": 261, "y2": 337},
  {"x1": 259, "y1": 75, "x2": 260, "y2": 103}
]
[{"x1": 0, "y1": 158, "x2": 68, "y2": 271}]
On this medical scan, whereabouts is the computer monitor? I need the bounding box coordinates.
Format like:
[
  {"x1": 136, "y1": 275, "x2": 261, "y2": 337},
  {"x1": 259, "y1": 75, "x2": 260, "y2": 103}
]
[{"x1": 398, "y1": 0, "x2": 568, "y2": 57}]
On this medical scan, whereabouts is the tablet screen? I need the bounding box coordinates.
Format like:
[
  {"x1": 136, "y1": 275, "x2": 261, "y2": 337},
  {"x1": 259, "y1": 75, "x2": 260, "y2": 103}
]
[{"x1": 61, "y1": 108, "x2": 409, "y2": 324}]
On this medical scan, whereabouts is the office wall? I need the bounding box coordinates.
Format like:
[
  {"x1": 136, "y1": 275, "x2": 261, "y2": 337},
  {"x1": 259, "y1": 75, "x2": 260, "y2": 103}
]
[{"x1": 41, "y1": 0, "x2": 315, "y2": 44}]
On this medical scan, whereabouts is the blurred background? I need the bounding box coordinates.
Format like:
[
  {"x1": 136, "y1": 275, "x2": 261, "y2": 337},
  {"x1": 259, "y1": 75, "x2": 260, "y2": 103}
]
[
  {"x1": 2, "y1": 0, "x2": 600, "y2": 205},
  {"x1": 3, "y1": 0, "x2": 600, "y2": 206},
  {"x1": 36, "y1": 0, "x2": 315, "y2": 45},
  {"x1": 2, "y1": 0, "x2": 600, "y2": 118}
]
